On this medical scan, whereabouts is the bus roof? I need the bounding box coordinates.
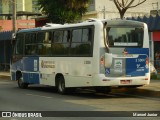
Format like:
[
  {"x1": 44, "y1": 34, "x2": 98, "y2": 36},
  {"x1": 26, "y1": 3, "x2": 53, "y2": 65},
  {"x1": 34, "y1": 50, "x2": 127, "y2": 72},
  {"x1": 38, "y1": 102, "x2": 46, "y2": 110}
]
[
  {"x1": 17, "y1": 27, "x2": 42, "y2": 33},
  {"x1": 17, "y1": 21, "x2": 98, "y2": 33},
  {"x1": 103, "y1": 19, "x2": 144, "y2": 27},
  {"x1": 17, "y1": 19, "x2": 144, "y2": 33}
]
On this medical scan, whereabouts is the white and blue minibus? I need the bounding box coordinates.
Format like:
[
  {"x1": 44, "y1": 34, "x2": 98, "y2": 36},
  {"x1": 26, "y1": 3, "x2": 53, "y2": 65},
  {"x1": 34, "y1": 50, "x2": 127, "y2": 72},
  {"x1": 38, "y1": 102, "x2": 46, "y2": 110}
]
[{"x1": 11, "y1": 19, "x2": 150, "y2": 94}]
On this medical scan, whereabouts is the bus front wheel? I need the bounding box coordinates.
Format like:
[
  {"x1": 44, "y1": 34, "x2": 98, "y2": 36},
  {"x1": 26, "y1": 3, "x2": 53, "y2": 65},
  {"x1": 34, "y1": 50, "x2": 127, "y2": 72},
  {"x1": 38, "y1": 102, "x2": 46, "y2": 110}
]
[{"x1": 17, "y1": 77, "x2": 28, "y2": 89}]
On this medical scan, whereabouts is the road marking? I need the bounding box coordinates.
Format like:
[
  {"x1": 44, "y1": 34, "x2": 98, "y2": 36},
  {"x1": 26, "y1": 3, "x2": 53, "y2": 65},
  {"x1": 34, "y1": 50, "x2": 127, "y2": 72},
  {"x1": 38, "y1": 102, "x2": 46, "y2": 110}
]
[{"x1": 26, "y1": 94, "x2": 53, "y2": 99}]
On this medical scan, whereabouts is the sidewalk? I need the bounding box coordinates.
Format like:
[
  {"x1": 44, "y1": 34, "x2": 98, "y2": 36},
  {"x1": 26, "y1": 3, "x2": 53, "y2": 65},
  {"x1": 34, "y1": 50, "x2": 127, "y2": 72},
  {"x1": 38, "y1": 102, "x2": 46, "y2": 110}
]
[
  {"x1": 0, "y1": 72, "x2": 160, "y2": 97},
  {"x1": 112, "y1": 80, "x2": 160, "y2": 98},
  {"x1": 0, "y1": 71, "x2": 10, "y2": 77}
]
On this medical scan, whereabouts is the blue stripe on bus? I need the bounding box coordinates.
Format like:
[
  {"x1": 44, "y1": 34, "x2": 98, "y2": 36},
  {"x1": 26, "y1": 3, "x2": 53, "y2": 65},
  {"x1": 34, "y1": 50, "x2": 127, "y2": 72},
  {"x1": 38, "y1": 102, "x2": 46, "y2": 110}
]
[
  {"x1": 23, "y1": 57, "x2": 39, "y2": 72},
  {"x1": 11, "y1": 57, "x2": 39, "y2": 82},
  {"x1": 23, "y1": 72, "x2": 40, "y2": 84},
  {"x1": 125, "y1": 48, "x2": 149, "y2": 56},
  {"x1": 22, "y1": 57, "x2": 39, "y2": 84},
  {"x1": 11, "y1": 57, "x2": 39, "y2": 72},
  {"x1": 125, "y1": 48, "x2": 149, "y2": 77}
]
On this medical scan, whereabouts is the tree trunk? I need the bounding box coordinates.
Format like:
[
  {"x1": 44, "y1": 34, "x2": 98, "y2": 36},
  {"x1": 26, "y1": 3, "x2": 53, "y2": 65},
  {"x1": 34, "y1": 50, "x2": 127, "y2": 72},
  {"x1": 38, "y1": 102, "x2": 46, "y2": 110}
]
[
  {"x1": 120, "y1": 9, "x2": 127, "y2": 19},
  {"x1": 120, "y1": 12, "x2": 125, "y2": 19}
]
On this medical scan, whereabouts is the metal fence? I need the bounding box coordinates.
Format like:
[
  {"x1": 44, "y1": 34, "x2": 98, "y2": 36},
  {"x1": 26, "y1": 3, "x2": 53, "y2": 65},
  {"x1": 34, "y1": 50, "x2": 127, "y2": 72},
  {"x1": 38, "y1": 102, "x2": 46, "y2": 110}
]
[{"x1": 0, "y1": 40, "x2": 12, "y2": 72}]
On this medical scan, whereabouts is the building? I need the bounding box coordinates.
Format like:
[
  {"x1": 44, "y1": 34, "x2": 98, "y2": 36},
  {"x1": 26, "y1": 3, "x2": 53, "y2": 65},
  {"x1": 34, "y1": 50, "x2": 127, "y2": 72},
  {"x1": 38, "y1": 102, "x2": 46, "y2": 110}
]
[
  {"x1": 0, "y1": 0, "x2": 40, "y2": 71},
  {"x1": 0, "y1": 0, "x2": 41, "y2": 31},
  {"x1": 83, "y1": 0, "x2": 160, "y2": 19},
  {"x1": 0, "y1": 0, "x2": 39, "y2": 17}
]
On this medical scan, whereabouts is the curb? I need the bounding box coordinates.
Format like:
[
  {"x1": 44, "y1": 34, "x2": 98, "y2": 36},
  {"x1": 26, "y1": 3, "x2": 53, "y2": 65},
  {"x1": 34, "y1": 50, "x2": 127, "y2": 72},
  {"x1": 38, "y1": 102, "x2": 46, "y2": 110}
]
[
  {"x1": 0, "y1": 73, "x2": 10, "y2": 76},
  {"x1": 0, "y1": 75, "x2": 10, "y2": 79},
  {"x1": 0, "y1": 72, "x2": 10, "y2": 80}
]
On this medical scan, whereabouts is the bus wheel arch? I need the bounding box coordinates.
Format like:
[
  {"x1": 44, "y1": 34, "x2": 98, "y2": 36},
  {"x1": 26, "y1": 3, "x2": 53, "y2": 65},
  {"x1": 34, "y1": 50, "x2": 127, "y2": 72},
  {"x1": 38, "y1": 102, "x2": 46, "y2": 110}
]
[
  {"x1": 16, "y1": 71, "x2": 28, "y2": 89},
  {"x1": 16, "y1": 71, "x2": 22, "y2": 81}
]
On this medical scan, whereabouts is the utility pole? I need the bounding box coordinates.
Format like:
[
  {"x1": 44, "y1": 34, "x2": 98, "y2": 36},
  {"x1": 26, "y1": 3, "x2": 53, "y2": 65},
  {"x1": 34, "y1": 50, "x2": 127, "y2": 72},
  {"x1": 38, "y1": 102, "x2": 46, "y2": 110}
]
[
  {"x1": 158, "y1": 2, "x2": 159, "y2": 9},
  {"x1": 12, "y1": 0, "x2": 17, "y2": 34}
]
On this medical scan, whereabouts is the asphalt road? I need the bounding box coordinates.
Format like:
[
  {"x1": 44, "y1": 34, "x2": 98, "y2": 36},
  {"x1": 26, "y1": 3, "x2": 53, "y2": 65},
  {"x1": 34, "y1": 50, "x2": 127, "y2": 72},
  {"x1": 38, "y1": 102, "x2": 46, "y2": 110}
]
[{"x1": 0, "y1": 77, "x2": 160, "y2": 120}]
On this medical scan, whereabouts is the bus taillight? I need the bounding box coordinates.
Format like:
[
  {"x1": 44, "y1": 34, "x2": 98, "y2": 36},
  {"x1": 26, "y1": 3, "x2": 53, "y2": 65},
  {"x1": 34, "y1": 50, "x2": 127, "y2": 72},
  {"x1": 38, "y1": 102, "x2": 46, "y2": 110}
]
[{"x1": 100, "y1": 57, "x2": 104, "y2": 65}]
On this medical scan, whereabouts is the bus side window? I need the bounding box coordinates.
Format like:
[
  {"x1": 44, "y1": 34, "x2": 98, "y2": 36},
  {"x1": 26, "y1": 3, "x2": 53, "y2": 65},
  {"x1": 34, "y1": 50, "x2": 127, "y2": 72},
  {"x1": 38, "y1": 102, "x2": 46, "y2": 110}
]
[
  {"x1": 25, "y1": 33, "x2": 38, "y2": 55},
  {"x1": 63, "y1": 31, "x2": 70, "y2": 43},
  {"x1": 81, "y1": 28, "x2": 92, "y2": 55},
  {"x1": 37, "y1": 32, "x2": 44, "y2": 55},
  {"x1": 25, "y1": 33, "x2": 30, "y2": 55},
  {"x1": 54, "y1": 31, "x2": 63, "y2": 43},
  {"x1": 82, "y1": 29, "x2": 89, "y2": 42},
  {"x1": 36, "y1": 31, "x2": 52, "y2": 56},
  {"x1": 25, "y1": 33, "x2": 30, "y2": 44},
  {"x1": 15, "y1": 34, "x2": 24, "y2": 55},
  {"x1": 62, "y1": 30, "x2": 70, "y2": 55},
  {"x1": 43, "y1": 32, "x2": 52, "y2": 55},
  {"x1": 31, "y1": 33, "x2": 37, "y2": 43},
  {"x1": 72, "y1": 29, "x2": 82, "y2": 43},
  {"x1": 52, "y1": 30, "x2": 68, "y2": 55},
  {"x1": 48, "y1": 32, "x2": 52, "y2": 43},
  {"x1": 71, "y1": 28, "x2": 92, "y2": 56},
  {"x1": 31, "y1": 33, "x2": 38, "y2": 55},
  {"x1": 37, "y1": 32, "x2": 45, "y2": 43},
  {"x1": 43, "y1": 32, "x2": 52, "y2": 44}
]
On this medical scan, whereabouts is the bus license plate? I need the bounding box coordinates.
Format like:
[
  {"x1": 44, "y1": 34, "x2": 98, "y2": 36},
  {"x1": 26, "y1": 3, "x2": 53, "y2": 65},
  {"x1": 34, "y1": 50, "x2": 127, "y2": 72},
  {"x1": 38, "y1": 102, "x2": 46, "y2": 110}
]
[{"x1": 120, "y1": 80, "x2": 131, "y2": 84}]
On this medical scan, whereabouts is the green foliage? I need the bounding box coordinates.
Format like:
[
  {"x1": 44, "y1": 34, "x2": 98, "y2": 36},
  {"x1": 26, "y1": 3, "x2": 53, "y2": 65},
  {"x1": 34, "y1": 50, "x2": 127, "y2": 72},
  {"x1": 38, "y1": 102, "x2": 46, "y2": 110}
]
[
  {"x1": 151, "y1": 73, "x2": 157, "y2": 79},
  {"x1": 38, "y1": 0, "x2": 90, "y2": 24}
]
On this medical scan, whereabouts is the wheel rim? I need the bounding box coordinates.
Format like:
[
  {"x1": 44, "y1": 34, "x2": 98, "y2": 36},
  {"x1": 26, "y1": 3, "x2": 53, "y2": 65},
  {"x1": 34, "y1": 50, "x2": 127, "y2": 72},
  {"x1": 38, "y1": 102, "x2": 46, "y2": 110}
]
[
  {"x1": 18, "y1": 77, "x2": 23, "y2": 87},
  {"x1": 18, "y1": 77, "x2": 28, "y2": 89},
  {"x1": 58, "y1": 79, "x2": 65, "y2": 93}
]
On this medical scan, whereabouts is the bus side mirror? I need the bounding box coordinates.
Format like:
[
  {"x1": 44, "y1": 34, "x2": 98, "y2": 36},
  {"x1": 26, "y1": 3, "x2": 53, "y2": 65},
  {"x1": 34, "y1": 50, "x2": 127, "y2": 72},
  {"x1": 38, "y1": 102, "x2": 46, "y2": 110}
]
[{"x1": 104, "y1": 53, "x2": 112, "y2": 68}]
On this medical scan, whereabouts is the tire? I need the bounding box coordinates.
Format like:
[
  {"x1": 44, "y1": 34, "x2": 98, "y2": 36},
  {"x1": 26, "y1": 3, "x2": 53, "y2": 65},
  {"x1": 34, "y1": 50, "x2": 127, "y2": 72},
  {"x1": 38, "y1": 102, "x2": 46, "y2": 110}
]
[
  {"x1": 17, "y1": 77, "x2": 28, "y2": 89},
  {"x1": 57, "y1": 76, "x2": 66, "y2": 94}
]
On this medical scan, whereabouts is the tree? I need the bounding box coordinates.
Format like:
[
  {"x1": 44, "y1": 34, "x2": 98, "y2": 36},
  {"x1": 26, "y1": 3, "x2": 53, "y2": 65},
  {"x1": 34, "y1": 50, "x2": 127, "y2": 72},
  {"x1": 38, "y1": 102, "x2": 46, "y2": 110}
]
[
  {"x1": 113, "y1": 0, "x2": 146, "y2": 19},
  {"x1": 2, "y1": 0, "x2": 9, "y2": 3},
  {"x1": 38, "y1": 0, "x2": 90, "y2": 24}
]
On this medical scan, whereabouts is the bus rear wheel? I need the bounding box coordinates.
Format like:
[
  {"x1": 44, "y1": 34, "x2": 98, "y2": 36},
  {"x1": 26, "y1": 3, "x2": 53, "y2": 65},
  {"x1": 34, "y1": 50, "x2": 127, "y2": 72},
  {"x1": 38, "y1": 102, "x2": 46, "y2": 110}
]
[
  {"x1": 17, "y1": 77, "x2": 28, "y2": 89},
  {"x1": 57, "y1": 76, "x2": 66, "y2": 94}
]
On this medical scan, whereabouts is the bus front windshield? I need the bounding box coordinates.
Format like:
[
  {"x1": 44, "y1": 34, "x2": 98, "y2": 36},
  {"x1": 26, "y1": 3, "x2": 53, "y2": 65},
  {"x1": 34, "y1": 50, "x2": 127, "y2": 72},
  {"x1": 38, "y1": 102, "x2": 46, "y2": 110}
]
[{"x1": 107, "y1": 27, "x2": 144, "y2": 47}]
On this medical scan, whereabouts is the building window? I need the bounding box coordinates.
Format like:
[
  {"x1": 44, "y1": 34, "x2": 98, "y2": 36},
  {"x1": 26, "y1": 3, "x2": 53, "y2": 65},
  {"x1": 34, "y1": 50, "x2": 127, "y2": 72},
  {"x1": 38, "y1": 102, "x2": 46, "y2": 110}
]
[
  {"x1": 90, "y1": 0, "x2": 94, "y2": 5},
  {"x1": 32, "y1": 0, "x2": 39, "y2": 13}
]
